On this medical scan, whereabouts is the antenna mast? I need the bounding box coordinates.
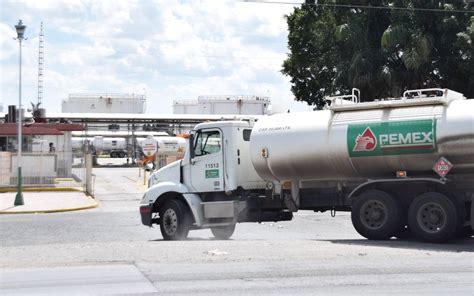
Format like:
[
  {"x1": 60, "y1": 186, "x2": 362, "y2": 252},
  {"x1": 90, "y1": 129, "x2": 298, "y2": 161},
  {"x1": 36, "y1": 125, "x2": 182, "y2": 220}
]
[{"x1": 37, "y1": 21, "x2": 44, "y2": 107}]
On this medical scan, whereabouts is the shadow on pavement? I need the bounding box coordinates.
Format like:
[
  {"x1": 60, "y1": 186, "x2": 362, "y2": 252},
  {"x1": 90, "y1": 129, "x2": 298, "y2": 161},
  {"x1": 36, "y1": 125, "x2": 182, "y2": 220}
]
[
  {"x1": 149, "y1": 237, "x2": 235, "y2": 242},
  {"x1": 319, "y1": 237, "x2": 474, "y2": 252}
]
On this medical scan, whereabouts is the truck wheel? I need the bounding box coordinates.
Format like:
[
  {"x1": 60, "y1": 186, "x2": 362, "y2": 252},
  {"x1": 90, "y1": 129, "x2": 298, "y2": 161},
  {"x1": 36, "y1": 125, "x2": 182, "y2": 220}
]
[
  {"x1": 159, "y1": 199, "x2": 191, "y2": 240},
  {"x1": 110, "y1": 152, "x2": 117, "y2": 158},
  {"x1": 408, "y1": 192, "x2": 458, "y2": 243},
  {"x1": 211, "y1": 224, "x2": 236, "y2": 240},
  {"x1": 118, "y1": 151, "x2": 126, "y2": 158},
  {"x1": 351, "y1": 190, "x2": 400, "y2": 240}
]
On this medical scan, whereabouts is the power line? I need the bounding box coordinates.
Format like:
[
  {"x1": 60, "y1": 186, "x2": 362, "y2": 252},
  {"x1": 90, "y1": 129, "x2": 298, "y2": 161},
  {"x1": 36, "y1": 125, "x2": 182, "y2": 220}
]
[
  {"x1": 240, "y1": 1, "x2": 474, "y2": 14},
  {"x1": 199, "y1": 54, "x2": 284, "y2": 60}
]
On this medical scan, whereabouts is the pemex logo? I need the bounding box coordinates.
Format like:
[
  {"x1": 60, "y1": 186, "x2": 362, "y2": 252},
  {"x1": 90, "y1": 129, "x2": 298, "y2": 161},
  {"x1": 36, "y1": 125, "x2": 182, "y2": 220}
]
[
  {"x1": 348, "y1": 120, "x2": 436, "y2": 157},
  {"x1": 353, "y1": 127, "x2": 377, "y2": 152}
]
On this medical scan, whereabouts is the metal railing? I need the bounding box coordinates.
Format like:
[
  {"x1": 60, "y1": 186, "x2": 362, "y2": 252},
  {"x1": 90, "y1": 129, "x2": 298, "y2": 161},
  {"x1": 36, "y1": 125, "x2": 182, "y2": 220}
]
[
  {"x1": 325, "y1": 88, "x2": 360, "y2": 108},
  {"x1": 197, "y1": 95, "x2": 270, "y2": 102},
  {"x1": 68, "y1": 93, "x2": 146, "y2": 100}
]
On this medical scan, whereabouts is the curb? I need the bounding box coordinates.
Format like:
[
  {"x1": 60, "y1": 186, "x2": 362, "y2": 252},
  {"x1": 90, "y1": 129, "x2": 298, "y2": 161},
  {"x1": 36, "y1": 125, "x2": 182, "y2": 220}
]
[
  {"x1": 0, "y1": 196, "x2": 99, "y2": 215},
  {"x1": 0, "y1": 187, "x2": 82, "y2": 193}
]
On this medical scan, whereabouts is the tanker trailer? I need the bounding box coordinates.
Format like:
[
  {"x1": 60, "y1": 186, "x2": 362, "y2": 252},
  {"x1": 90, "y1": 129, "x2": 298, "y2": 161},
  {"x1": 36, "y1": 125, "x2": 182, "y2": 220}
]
[
  {"x1": 136, "y1": 136, "x2": 186, "y2": 156},
  {"x1": 140, "y1": 88, "x2": 473, "y2": 243},
  {"x1": 137, "y1": 136, "x2": 187, "y2": 169},
  {"x1": 250, "y1": 88, "x2": 474, "y2": 242},
  {"x1": 154, "y1": 136, "x2": 186, "y2": 157},
  {"x1": 86, "y1": 136, "x2": 128, "y2": 158}
]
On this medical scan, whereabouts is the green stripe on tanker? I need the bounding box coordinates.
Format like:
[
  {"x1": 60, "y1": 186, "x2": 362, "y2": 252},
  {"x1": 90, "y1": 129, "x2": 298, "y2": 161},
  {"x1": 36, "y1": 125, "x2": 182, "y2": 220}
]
[{"x1": 347, "y1": 119, "x2": 436, "y2": 157}]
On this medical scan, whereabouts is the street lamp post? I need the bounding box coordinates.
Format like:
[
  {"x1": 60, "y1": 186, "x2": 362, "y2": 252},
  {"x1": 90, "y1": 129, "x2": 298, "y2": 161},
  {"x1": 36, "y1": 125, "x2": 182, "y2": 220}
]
[{"x1": 14, "y1": 20, "x2": 26, "y2": 206}]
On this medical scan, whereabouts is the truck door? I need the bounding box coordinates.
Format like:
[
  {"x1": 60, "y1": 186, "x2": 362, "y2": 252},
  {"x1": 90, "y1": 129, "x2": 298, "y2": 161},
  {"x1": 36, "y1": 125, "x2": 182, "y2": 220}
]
[{"x1": 189, "y1": 129, "x2": 224, "y2": 192}]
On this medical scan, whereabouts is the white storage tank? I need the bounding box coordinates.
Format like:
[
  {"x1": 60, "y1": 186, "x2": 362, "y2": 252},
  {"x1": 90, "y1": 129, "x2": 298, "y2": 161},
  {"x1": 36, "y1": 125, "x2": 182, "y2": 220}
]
[
  {"x1": 173, "y1": 100, "x2": 200, "y2": 114},
  {"x1": 62, "y1": 93, "x2": 146, "y2": 114},
  {"x1": 173, "y1": 95, "x2": 271, "y2": 115}
]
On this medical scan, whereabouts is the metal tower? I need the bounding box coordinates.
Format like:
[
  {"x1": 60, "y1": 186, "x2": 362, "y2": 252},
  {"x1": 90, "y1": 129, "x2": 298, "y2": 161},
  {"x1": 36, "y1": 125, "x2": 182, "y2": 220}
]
[{"x1": 37, "y1": 21, "x2": 44, "y2": 107}]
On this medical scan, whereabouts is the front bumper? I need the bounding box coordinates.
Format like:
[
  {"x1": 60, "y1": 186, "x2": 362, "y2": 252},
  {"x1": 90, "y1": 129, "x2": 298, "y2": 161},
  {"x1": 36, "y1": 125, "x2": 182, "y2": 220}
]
[{"x1": 140, "y1": 204, "x2": 153, "y2": 226}]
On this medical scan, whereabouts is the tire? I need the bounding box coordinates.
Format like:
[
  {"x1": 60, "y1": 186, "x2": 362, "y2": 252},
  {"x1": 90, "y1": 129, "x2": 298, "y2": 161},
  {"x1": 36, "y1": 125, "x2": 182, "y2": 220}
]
[
  {"x1": 159, "y1": 199, "x2": 191, "y2": 240},
  {"x1": 118, "y1": 151, "x2": 126, "y2": 158},
  {"x1": 351, "y1": 190, "x2": 401, "y2": 240},
  {"x1": 211, "y1": 224, "x2": 236, "y2": 240},
  {"x1": 110, "y1": 152, "x2": 117, "y2": 158},
  {"x1": 408, "y1": 192, "x2": 459, "y2": 243}
]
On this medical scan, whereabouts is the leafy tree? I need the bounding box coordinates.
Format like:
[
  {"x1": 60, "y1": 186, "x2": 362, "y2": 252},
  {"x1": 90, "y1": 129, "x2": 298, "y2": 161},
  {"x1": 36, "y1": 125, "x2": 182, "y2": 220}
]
[{"x1": 282, "y1": 0, "x2": 473, "y2": 109}]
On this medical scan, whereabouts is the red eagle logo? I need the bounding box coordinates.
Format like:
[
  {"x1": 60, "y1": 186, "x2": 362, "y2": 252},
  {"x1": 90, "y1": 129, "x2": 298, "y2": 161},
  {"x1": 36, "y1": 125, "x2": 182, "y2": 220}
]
[{"x1": 353, "y1": 127, "x2": 377, "y2": 152}]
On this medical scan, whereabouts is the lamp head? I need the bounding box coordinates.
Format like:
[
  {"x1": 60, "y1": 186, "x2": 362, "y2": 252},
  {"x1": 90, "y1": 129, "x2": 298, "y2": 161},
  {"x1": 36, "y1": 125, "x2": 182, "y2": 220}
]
[{"x1": 15, "y1": 20, "x2": 26, "y2": 40}]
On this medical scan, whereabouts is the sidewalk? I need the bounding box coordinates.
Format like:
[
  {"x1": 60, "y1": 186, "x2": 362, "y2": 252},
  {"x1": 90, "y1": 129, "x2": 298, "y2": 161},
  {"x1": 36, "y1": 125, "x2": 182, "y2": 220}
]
[{"x1": 0, "y1": 190, "x2": 98, "y2": 214}]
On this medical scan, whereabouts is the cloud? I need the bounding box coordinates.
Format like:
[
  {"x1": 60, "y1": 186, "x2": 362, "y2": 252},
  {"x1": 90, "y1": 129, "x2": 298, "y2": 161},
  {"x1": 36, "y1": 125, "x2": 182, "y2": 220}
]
[
  {"x1": 0, "y1": 0, "x2": 310, "y2": 113},
  {"x1": 22, "y1": 0, "x2": 85, "y2": 12}
]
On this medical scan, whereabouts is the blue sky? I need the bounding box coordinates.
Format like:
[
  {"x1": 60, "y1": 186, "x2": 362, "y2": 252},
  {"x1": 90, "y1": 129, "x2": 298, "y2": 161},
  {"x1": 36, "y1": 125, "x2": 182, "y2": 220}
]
[{"x1": 0, "y1": 0, "x2": 312, "y2": 114}]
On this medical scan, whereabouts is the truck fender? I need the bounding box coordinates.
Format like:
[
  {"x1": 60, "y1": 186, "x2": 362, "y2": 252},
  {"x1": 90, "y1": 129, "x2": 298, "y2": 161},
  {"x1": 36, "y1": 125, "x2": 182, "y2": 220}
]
[
  {"x1": 143, "y1": 182, "x2": 204, "y2": 227},
  {"x1": 347, "y1": 178, "x2": 446, "y2": 199},
  {"x1": 182, "y1": 193, "x2": 205, "y2": 227},
  {"x1": 143, "y1": 181, "x2": 188, "y2": 204}
]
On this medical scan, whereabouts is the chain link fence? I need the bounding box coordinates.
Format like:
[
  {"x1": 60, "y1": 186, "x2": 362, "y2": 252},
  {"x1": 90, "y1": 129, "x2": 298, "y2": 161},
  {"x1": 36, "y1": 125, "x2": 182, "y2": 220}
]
[{"x1": 0, "y1": 151, "x2": 87, "y2": 190}]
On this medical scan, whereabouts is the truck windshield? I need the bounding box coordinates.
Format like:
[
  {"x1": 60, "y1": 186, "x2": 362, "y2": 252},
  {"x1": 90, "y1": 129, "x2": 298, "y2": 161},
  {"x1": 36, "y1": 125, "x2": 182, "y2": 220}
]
[{"x1": 194, "y1": 130, "x2": 221, "y2": 157}]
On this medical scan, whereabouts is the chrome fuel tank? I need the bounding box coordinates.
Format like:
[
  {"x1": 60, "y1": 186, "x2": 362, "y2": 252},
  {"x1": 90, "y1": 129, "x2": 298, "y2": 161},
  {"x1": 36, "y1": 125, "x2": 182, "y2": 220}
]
[{"x1": 250, "y1": 97, "x2": 474, "y2": 182}]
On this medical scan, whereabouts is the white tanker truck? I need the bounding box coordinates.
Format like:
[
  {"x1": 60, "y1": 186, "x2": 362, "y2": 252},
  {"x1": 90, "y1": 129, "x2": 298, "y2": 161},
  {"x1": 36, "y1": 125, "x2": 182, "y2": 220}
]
[
  {"x1": 72, "y1": 136, "x2": 128, "y2": 158},
  {"x1": 137, "y1": 136, "x2": 186, "y2": 157},
  {"x1": 140, "y1": 88, "x2": 474, "y2": 243},
  {"x1": 72, "y1": 136, "x2": 186, "y2": 160}
]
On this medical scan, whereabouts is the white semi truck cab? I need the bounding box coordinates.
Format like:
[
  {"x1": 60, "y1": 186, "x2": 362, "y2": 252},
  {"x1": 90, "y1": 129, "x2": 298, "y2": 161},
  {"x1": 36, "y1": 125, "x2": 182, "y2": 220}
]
[
  {"x1": 140, "y1": 88, "x2": 474, "y2": 242},
  {"x1": 140, "y1": 120, "x2": 291, "y2": 240}
]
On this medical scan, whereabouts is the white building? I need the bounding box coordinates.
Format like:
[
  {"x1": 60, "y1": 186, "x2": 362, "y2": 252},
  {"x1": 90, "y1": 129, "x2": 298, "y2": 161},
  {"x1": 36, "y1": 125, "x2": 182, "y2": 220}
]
[
  {"x1": 173, "y1": 95, "x2": 271, "y2": 115},
  {"x1": 62, "y1": 93, "x2": 146, "y2": 114}
]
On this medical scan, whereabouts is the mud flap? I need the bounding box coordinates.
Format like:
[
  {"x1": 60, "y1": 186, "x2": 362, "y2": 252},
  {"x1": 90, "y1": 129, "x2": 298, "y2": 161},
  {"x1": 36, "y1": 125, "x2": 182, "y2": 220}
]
[
  {"x1": 471, "y1": 195, "x2": 474, "y2": 230},
  {"x1": 284, "y1": 181, "x2": 300, "y2": 212}
]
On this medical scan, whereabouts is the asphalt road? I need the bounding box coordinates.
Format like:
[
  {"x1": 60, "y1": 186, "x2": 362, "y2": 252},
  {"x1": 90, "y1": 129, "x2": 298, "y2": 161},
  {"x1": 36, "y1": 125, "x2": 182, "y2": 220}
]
[{"x1": 1, "y1": 165, "x2": 473, "y2": 295}]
